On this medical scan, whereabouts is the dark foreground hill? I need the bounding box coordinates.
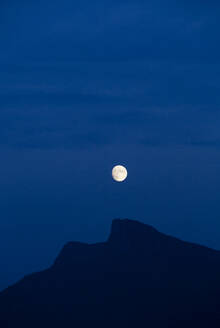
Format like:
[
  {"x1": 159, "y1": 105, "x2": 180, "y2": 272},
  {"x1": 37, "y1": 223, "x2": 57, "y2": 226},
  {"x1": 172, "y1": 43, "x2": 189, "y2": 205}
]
[{"x1": 1, "y1": 219, "x2": 220, "y2": 327}]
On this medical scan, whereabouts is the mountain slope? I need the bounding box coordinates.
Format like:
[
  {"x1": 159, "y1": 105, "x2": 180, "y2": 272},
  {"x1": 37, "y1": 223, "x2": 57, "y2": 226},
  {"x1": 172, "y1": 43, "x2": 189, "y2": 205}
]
[{"x1": 0, "y1": 219, "x2": 220, "y2": 327}]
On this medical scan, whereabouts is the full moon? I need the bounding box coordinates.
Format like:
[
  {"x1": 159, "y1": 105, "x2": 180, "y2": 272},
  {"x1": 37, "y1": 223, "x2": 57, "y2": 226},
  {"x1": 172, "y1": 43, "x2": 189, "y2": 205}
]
[{"x1": 112, "y1": 165, "x2": 128, "y2": 182}]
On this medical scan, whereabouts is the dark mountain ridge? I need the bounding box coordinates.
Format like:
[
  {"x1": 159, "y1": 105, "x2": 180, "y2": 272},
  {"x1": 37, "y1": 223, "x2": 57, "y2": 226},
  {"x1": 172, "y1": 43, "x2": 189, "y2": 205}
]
[{"x1": 1, "y1": 219, "x2": 220, "y2": 327}]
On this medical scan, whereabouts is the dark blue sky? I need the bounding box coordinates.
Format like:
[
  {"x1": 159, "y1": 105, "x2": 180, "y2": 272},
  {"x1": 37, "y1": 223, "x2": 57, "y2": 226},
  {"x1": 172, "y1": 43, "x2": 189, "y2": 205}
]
[{"x1": 1, "y1": 0, "x2": 220, "y2": 290}]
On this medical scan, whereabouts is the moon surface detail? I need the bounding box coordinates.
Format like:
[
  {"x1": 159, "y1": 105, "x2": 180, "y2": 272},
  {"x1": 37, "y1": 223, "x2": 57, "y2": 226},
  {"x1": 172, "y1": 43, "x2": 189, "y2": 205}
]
[{"x1": 112, "y1": 165, "x2": 127, "y2": 182}]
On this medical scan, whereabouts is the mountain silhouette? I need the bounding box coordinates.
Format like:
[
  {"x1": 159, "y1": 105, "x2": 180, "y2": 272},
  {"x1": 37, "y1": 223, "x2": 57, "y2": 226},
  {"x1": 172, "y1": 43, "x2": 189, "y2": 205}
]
[{"x1": 1, "y1": 219, "x2": 220, "y2": 327}]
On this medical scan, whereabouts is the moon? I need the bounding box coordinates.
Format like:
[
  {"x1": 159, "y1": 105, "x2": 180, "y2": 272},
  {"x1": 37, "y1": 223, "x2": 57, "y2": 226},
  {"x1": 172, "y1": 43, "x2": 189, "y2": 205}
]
[{"x1": 112, "y1": 165, "x2": 128, "y2": 182}]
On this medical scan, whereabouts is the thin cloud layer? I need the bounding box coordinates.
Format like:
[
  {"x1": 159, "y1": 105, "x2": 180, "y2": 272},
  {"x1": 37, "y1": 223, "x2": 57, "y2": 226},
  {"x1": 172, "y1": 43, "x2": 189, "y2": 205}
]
[{"x1": 0, "y1": 0, "x2": 220, "y2": 149}]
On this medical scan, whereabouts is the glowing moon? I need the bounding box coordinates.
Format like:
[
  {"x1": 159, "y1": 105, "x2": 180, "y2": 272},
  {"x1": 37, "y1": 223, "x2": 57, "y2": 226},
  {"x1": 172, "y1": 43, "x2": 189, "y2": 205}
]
[{"x1": 112, "y1": 165, "x2": 127, "y2": 182}]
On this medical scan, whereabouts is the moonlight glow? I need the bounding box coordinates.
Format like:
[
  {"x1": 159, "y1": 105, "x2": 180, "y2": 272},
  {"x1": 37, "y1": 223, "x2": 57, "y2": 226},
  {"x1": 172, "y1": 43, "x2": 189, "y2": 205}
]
[{"x1": 112, "y1": 165, "x2": 127, "y2": 182}]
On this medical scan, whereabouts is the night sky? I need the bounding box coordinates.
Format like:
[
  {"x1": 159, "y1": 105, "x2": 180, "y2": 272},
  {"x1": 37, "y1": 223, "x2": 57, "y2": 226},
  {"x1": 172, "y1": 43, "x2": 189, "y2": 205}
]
[{"x1": 1, "y1": 0, "x2": 220, "y2": 291}]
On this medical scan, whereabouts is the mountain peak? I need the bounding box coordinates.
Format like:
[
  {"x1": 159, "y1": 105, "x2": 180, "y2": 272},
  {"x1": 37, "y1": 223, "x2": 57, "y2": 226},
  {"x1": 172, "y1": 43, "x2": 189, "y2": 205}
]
[
  {"x1": 1, "y1": 218, "x2": 220, "y2": 327},
  {"x1": 108, "y1": 219, "x2": 159, "y2": 248},
  {"x1": 111, "y1": 218, "x2": 157, "y2": 230}
]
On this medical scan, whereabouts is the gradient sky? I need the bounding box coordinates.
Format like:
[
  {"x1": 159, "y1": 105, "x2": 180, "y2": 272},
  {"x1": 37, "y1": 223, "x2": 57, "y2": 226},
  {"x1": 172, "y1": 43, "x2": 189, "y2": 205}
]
[{"x1": 0, "y1": 0, "x2": 220, "y2": 291}]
